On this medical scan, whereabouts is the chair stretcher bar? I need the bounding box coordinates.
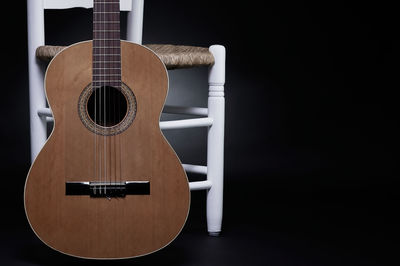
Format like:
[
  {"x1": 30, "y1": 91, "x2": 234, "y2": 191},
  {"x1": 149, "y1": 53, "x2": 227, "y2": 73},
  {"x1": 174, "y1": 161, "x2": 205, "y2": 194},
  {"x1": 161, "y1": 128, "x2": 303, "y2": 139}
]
[
  {"x1": 163, "y1": 105, "x2": 208, "y2": 116},
  {"x1": 38, "y1": 107, "x2": 213, "y2": 129}
]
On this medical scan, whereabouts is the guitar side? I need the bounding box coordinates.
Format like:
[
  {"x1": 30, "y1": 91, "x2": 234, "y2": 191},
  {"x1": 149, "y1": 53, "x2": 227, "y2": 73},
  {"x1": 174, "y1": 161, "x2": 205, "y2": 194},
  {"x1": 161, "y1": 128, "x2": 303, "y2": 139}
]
[{"x1": 24, "y1": 41, "x2": 190, "y2": 259}]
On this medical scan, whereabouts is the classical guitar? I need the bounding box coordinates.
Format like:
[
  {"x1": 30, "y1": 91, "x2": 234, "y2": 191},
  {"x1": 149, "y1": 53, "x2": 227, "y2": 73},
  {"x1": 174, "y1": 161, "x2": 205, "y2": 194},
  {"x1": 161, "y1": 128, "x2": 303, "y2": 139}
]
[{"x1": 24, "y1": 0, "x2": 190, "y2": 259}]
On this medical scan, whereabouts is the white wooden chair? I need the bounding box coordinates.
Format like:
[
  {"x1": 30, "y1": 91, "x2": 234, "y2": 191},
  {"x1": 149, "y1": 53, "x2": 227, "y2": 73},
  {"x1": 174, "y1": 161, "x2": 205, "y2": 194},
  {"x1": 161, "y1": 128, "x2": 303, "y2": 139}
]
[{"x1": 27, "y1": 0, "x2": 225, "y2": 236}]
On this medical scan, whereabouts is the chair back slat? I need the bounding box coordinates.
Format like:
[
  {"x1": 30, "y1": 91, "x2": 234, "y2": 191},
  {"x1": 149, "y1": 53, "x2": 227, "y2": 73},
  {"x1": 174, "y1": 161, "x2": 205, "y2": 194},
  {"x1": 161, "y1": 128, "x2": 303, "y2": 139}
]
[{"x1": 43, "y1": 0, "x2": 133, "y2": 11}]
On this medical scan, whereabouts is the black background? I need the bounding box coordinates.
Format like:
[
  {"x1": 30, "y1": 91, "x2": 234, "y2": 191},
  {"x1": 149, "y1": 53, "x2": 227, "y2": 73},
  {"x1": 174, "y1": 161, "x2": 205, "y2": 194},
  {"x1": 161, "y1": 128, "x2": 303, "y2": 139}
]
[{"x1": 1, "y1": 1, "x2": 399, "y2": 265}]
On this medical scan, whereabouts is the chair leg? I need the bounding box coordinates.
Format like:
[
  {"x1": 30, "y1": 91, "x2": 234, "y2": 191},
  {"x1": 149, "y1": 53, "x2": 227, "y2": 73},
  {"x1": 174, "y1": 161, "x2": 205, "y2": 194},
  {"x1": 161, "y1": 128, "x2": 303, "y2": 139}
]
[
  {"x1": 27, "y1": 0, "x2": 47, "y2": 162},
  {"x1": 126, "y1": 0, "x2": 144, "y2": 44},
  {"x1": 206, "y1": 45, "x2": 226, "y2": 236}
]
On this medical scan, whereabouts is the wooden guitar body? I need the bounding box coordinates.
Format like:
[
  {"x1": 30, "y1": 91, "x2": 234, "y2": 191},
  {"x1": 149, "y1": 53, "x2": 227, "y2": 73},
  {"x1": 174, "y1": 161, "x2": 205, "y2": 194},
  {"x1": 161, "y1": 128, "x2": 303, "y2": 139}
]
[{"x1": 24, "y1": 41, "x2": 190, "y2": 259}]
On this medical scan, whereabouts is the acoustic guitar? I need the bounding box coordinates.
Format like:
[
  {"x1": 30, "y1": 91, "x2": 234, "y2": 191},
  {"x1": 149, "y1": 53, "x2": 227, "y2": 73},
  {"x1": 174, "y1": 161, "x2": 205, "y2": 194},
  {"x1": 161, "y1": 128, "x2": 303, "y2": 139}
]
[{"x1": 24, "y1": 0, "x2": 190, "y2": 259}]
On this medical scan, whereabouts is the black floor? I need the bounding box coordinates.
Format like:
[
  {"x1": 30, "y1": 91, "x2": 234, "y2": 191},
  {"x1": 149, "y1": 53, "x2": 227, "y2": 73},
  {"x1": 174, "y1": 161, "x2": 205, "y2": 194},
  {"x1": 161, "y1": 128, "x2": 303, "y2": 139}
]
[{"x1": 1, "y1": 165, "x2": 399, "y2": 266}]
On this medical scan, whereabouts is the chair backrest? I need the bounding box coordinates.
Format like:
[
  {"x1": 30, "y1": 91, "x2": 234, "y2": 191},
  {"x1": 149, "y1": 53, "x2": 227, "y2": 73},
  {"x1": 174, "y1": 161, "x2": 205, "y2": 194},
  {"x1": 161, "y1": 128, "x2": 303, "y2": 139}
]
[{"x1": 27, "y1": 0, "x2": 144, "y2": 45}]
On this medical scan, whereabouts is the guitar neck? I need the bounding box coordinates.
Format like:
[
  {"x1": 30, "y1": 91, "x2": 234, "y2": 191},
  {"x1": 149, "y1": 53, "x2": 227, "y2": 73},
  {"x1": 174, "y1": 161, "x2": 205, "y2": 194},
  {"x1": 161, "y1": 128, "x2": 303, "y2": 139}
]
[{"x1": 92, "y1": 0, "x2": 121, "y2": 88}]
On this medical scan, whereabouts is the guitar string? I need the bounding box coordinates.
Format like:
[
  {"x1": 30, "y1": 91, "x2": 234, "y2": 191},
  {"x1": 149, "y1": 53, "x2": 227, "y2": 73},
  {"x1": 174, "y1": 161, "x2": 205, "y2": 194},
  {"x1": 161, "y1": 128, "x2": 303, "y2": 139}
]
[
  {"x1": 95, "y1": 11, "x2": 97, "y2": 196},
  {"x1": 112, "y1": 0, "x2": 118, "y2": 192},
  {"x1": 96, "y1": 0, "x2": 102, "y2": 196},
  {"x1": 92, "y1": 1, "x2": 97, "y2": 195},
  {"x1": 113, "y1": 1, "x2": 119, "y2": 193},
  {"x1": 114, "y1": 1, "x2": 117, "y2": 191},
  {"x1": 108, "y1": 1, "x2": 111, "y2": 194},
  {"x1": 95, "y1": 0, "x2": 100, "y2": 196},
  {"x1": 108, "y1": 3, "x2": 115, "y2": 190},
  {"x1": 99, "y1": 0, "x2": 103, "y2": 195},
  {"x1": 98, "y1": 0, "x2": 103, "y2": 195},
  {"x1": 103, "y1": 0, "x2": 107, "y2": 195},
  {"x1": 117, "y1": 0, "x2": 121, "y2": 195},
  {"x1": 97, "y1": 0, "x2": 104, "y2": 195}
]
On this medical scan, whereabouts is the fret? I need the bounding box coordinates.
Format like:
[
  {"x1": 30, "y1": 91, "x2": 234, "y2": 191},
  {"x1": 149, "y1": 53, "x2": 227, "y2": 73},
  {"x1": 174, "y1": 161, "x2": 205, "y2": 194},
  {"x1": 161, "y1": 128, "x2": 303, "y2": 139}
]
[
  {"x1": 93, "y1": 30, "x2": 120, "y2": 32},
  {"x1": 93, "y1": 36, "x2": 120, "y2": 39},
  {"x1": 93, "y1": 83, "x2": 121, "y2": 84},
  {"x1": 93, "y1": 67, "x2": 121, "y2": 72},
  {"x1": 93, "y1": 35, "x2": 119, "y2": 39},
  {"x1": 93, "y1": 68, "x2": 120, "y2": 71},
  {"x1": 93, "y1": 57, "x2": 121, "y2": 63},
  {"x1": 93, "y1": 68, "x2": 120, "y2": 72},
  {"x1": 94, "y1": 21, "x2": 120, "y2": 23},
  {"x1": 93, "y1": 60, "x2": 121, "y2": 61},
  {"x1": 93, "y1": 53, "x2": 120, "y2": 55},
  {"x1": 93, "y1": 11, "x2": 119, "y2": 14},
  {"x1": 93, "y1": 40, "x2": 120, "y2": 44},
  {"x1": 93, "y1": 71, "x2": 120, "y2": 76},
  {"x1": 93, "y1": 61, "x2": 121, "y2": 63},
  {"x1": 93, "y1": 24, "x2": 119, "y2": 29},
  {"x1": 92, "y1": 81, "x2": 121, "y2": 83},
  {"x1": 92, "y1": 80, "x2": 121, "y2": 83},
  {"x1": 93, "y1": 81, "x2": 122, "y2": 83},
  {"x1": 93, "y1": 37, "x2": 119, "y2": 41},
  {"x1": 92, "y1": 78, "x2": 121, "y2": 81},
  {"x1": 93, "y1": 67, "x2": 121, "y2": 69},
  {"x1": 93, "y1": 10, "x2": 119, "y2": 14},
  {"x1": 93, "y1": 46, "x2": 121, "y2": 51},
  {"x1": 92, "y1": 38, "x2": 120, "y2": 41},
  {"x1": 92, "y1": 80, "x2": 121, "y2": 82},
  {"x1": 93, "y1": 38, "x2": 119, "y2": 42},
  {"x1": 92, "y1": 78, "x2": 121, "y2": 80},
  {"x1": 93, "y1": 74, "x2": 121, "y2": 76}
]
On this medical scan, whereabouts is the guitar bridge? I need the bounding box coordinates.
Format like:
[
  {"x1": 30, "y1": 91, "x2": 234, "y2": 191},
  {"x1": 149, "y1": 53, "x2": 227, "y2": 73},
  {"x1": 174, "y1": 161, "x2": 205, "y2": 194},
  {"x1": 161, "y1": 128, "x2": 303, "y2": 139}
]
[{"x1": 65, "y1": 181, "x2": 150, "y2": 198}]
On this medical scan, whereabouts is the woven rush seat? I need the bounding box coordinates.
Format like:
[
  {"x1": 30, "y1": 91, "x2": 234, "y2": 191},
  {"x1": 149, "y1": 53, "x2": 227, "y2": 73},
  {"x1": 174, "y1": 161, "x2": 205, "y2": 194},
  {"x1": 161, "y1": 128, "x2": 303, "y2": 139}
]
[{"x1": 36, "y1": 44, "x2": 214, "y2": 69}]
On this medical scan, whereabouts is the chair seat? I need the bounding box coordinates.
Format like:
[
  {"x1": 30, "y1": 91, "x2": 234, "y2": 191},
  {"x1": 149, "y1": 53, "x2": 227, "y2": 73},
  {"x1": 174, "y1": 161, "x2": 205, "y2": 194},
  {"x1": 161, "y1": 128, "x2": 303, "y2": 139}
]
[{"x1": 36, "y1": 44, "x2": 214, "y2": 70}]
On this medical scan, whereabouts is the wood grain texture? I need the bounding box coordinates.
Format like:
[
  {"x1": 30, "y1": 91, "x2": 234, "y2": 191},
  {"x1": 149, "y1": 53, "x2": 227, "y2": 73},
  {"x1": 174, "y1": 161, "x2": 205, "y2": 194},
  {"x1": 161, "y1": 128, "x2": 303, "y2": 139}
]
[{"x1": 24, "y1": 41, "x2": 190, "y2": 259}]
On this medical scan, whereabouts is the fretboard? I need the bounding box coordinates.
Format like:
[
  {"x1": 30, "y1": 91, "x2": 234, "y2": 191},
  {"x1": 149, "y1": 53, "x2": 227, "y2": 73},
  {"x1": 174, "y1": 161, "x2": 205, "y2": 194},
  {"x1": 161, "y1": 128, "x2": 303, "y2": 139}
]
[{"x1": 93, "y1": 0, "x2": 121, "y2": 88}]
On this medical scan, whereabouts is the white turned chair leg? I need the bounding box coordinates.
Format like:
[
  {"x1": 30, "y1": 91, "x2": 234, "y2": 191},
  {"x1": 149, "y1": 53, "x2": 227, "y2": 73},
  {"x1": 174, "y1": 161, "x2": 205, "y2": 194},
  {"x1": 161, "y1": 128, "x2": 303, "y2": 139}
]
[
  {"x1": 206, "y1": 45, "x2": 226, "y2": 236},
  {"x1": 126, "y1": 0, "x2": 144, "y2": 44},
  {"x1": 27, "y1": 0, "x2": 47, "y2": 162}
]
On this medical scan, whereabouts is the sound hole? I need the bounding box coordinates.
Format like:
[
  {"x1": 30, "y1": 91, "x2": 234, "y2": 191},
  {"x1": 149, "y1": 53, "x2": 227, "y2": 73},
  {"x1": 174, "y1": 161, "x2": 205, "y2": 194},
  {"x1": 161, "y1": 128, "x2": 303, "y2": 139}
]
[{"x1": 87, "y1": 86, "x2": 128, "y2": 127}]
